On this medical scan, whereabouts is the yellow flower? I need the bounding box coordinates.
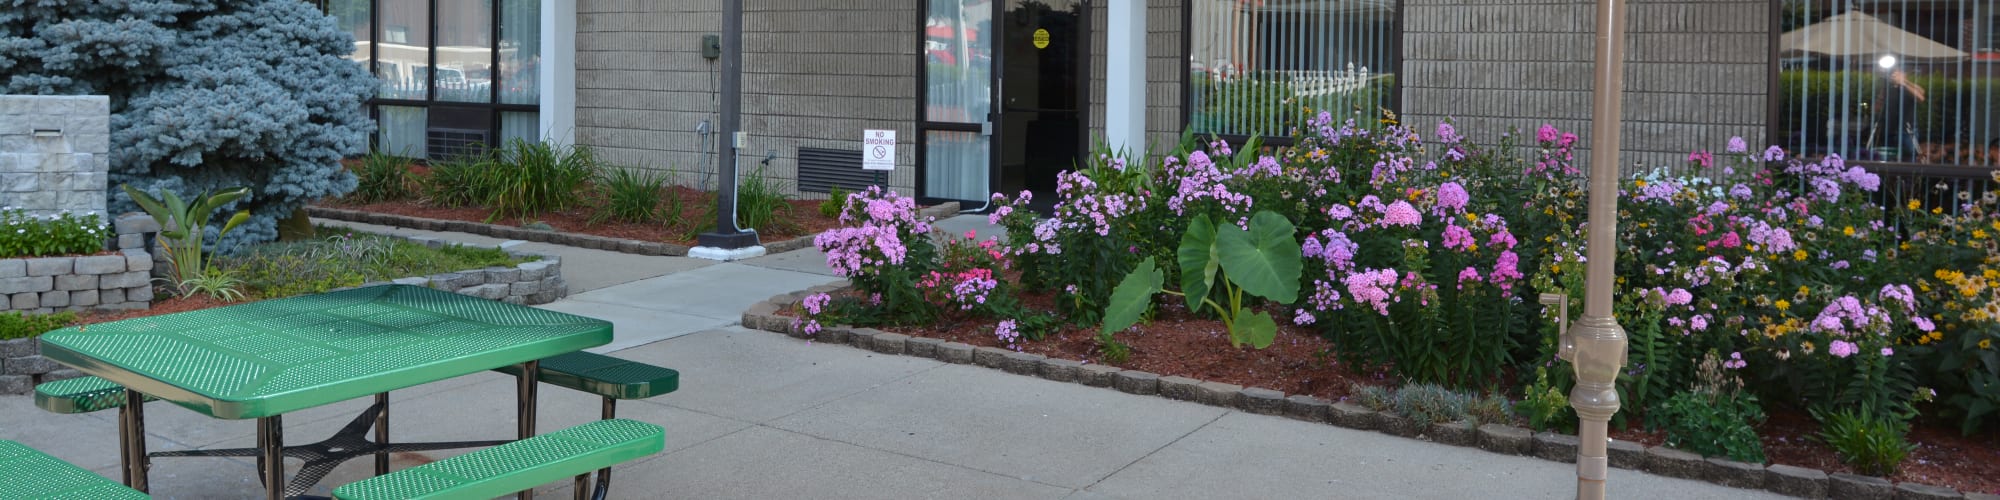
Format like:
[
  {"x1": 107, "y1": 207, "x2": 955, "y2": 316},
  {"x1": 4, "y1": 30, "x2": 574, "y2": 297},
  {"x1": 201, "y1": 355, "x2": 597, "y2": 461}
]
[
  {"x1": 1982, "y1": 339, "x2": 1994, "y2": 350},
  {"x1": 1635, "y1": 180, "x2": 1648, "y2": 188},
  {"x1": 1934, "y1": 207, "x2": 1945, "y2": 215},
  {"x1": 1696, "y1": 245, "x2": 1708, "y2": 252},
  {"x1": 1775, "y1": 299, "x2": 1791, "y2": 311},
  {"x1": 1978, "y1": 230, "x2": 1991, "y2": 240},
  {"x1": 1985, "y1": 269, "x2": 1998, "y2": 280},
  {"x1": 1802, "y1": 341, "x2": 1816, "y2": 354},
  {"x1": 1793, "y1": 249, "x2": 1807, "y2": 261},
  {"x1": 1843, "y1": 226, "x2": 1856, "y2": 237},
  {"x1": 1551, "y1": 265, "x2": 1561, "y2": 273},
  {"x1": 1798, "y1": 286, "x2": 1811, "y2": 296},
  {"x1": 1909, "y1": 199, "x2": 1922, "y2": 210}
]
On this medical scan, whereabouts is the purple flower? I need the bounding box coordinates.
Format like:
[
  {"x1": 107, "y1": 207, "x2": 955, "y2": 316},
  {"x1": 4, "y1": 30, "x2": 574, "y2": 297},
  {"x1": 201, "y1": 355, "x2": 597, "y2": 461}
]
[
  {"x1": 1436, "y1": 121, "x2": 1462, "y2": 144},
  {"x1": 1763, "y1": 145, "x2": 1786, "y2": 162},
  {"x1": 1727, "y1": 136, "x2": 1748, "y2": 153},
  {"x1": 1912, "y1": 316, "x2": 1935, "y2": 332},
  {"x1": 1828, "y1": 340, "x2": 1858, "y2": 358},
  {"x1": 1436, "y1": 181, "x2": 1469, "y2": 213},
  {"x1": 994, "y1": 320, "x2": 1022, "y2": 351},
  {"x1": 1880, "y1": 347, "x2": 1894, "y2": 357},
  {"x1": 1292, "y1": 309, "x2": 1316, "y2": 325},
  {"x1": 1380, "y1": 200, "x2": 1422, "y2": 227},
  {"x1": 1327, "y1": 204, "x2": 1354, "y2": 220},
  {"x1": 1536, "y1": 124, "x2": 1560, "y2": 143}
]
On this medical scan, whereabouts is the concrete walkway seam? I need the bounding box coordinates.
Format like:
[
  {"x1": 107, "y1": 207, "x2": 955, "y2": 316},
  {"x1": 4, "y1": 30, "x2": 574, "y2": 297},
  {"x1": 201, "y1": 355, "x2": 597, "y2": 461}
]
[{"x1": 737, "y1": 285, "x2": 1942, "y2": 500}]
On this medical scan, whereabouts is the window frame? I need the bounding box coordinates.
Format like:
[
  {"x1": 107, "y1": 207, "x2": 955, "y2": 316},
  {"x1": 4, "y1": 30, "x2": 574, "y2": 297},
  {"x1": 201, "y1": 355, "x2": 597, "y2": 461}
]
[
  {"x1": 1177, "y1": 0, "x2": 1405, "y2": 149},
  {"x1": 328, "y1": 0, "x2": 540, "y2": 160}
]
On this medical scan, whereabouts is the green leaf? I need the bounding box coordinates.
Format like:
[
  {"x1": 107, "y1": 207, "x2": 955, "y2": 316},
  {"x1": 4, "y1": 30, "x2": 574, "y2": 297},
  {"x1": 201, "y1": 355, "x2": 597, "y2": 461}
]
[
  {"x1": 1100, "y1": 257, "x2": 1164, "y2": 335},
  {"x1": 1232, "y1": 310, "x2": 1278, "y2": 349},
  {"x1": 1215, "y1": 211, "x2": 1302, "y2": 303},
  {"x1": 1176, "y1": 213, "x2": 1220, "y2": 312}
]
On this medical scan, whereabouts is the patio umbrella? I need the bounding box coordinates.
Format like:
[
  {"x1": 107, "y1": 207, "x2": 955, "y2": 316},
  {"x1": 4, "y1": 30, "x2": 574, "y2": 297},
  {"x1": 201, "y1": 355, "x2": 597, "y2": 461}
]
[{"x1": 1779, "y1": 11, "x2": 1968, "y2": 60}]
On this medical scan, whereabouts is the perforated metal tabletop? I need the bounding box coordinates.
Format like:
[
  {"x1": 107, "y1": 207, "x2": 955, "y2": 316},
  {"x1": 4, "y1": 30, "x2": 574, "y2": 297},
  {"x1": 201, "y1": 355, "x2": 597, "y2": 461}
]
[{"x1": 38, "y1": 285, "x2": 612, "y2": 420}]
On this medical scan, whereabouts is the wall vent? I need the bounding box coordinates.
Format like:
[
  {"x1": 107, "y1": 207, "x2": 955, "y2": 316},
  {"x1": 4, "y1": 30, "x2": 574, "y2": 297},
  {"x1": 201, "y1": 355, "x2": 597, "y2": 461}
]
[{"x1": 796, "y1": 147, "x2": 879, "y2": 193}]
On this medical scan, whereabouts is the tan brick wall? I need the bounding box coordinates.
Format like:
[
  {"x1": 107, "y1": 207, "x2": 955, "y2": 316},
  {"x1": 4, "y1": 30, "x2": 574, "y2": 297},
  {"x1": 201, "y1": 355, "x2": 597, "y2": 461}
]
[
  {"x1": 1401, "y1": 1, "x2": 1769, "y2": 174},
  {"x1": 575, "y1": 0, "x2": 919, "y2": 199}
]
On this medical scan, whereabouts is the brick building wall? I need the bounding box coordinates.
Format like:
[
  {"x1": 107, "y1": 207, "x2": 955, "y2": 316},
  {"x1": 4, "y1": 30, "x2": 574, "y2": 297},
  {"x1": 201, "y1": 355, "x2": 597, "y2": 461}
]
[
  {"x1": 574, "y1": 0, "x2": 918, "y2": 198},
  {"x1": 1401, "y1": 0, "x2": 1769, "y2": 173}
]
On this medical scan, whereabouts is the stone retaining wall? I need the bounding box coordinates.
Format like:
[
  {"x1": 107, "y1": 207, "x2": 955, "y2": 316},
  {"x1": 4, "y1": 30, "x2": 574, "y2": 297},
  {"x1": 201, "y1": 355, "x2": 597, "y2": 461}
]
[
  {"x1": 740, "y1": 283, "x2": 1997, "y2": 500},
  {"x1": 0, "y1": 95, "x2": 111, "y2": 218},
  {"x1": 1, "y1": 213, "x2": 160, "y2": 315}
]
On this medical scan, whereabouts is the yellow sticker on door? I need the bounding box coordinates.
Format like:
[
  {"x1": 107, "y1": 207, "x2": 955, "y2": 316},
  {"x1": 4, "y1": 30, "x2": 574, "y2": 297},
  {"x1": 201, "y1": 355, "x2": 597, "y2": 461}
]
[{"x1": 1033, "y1": 28, "x2": 1050, "y2": 49}]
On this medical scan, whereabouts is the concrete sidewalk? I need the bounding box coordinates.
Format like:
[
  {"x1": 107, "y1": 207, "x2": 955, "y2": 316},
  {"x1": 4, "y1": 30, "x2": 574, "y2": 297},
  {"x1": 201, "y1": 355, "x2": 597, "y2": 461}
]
[{"x1": 0, "y1": 218, "x2": 1784, "y2": 499}]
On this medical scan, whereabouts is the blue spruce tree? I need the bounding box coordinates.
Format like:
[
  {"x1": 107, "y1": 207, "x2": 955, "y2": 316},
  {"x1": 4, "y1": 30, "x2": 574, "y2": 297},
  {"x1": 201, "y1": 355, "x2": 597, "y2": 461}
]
[{"x1": 1, "y1": 0, "x2": 375, "y2": 249}]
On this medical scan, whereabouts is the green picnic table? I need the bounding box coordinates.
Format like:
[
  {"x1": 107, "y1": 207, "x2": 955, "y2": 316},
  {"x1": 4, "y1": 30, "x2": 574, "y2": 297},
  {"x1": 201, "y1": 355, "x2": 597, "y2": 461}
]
[{"x1": 37, "y1": 285, "x2": 612, "y2": 500}]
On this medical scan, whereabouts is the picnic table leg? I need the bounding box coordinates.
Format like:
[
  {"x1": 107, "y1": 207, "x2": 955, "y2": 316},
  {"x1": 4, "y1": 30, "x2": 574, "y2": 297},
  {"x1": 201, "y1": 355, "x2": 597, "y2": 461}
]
[
  {"x1": 589, "y1": 396, "x2": 617, "y2": 500},
  {"x1": 374, "y1": 392, "x2": 389, "y2": 476},
  {"x1": 121, "y1": 388, "x2": 149, "y2": 493},
  {"x1": 516, "y1": 360, "x2": 539, "y2": 500},
  {"x1": 259, "y1": 415, "x2": 284, "y2": 500}
]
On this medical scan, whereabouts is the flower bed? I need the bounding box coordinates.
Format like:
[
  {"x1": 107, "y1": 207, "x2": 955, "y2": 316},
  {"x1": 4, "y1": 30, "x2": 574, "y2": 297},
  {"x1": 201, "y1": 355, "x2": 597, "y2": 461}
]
[{"x1": 785, "y1": 116, "x2": 2000, "y2": 495}]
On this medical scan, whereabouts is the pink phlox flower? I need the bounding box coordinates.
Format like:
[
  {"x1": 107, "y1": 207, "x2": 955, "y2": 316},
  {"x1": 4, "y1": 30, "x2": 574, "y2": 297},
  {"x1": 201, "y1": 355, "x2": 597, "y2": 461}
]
[
  {"x1": 1435, "y1": 181, "x2": 1469, "y2": 215},
  {"x1": 1828, "y1": 340, "x2": 1858, "y2": 358},
  {"x1": 1536, "y1": 124, "x2": 1560, "y2": 143},
  {"x1": 1441, "y1": 223, "x2": 1475, "y2": 251},
  {"x1": 1726, "y1": 137, "x2": 1748, "y2": 153},
  {"x1": 1380, "y1": 200, "x2": 1422, "y2": 227},
  {"x1": 1687, "y1": 150, "x2": 1714, "y2": 168}
]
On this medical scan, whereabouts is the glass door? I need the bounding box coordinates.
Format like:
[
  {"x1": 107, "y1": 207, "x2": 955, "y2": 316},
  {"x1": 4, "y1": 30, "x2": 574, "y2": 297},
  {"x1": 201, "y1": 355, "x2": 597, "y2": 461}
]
[
  {"x1": 920, "y1": 0, "x2": 997, "y2": 205},
  {"x1": 998, "y1": 0, "x2": 1086, "y2": 203}
]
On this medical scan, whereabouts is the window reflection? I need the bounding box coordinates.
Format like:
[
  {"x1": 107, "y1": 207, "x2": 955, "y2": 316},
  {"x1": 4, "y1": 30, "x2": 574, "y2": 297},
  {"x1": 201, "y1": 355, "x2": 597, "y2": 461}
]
[
  {"x1": 1187, "y1": 0, "x2": 1399, "y2": 138},
  {"x1": 1778, "y1": 2, "x2": 1996, "y2": 167}
]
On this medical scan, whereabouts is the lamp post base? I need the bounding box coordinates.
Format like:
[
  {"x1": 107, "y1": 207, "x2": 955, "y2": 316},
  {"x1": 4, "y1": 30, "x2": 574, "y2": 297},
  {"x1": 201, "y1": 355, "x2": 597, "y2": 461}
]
[{"x1": 697, "y1": 230, "x2": 760, "y2": 249}]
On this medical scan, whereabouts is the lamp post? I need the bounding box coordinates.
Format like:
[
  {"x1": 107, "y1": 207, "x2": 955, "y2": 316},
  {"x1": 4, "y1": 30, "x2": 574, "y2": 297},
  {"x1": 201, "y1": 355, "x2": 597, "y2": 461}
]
[{"x1": 1564, "y1": 0, "x2": 1631, "y2": 498}]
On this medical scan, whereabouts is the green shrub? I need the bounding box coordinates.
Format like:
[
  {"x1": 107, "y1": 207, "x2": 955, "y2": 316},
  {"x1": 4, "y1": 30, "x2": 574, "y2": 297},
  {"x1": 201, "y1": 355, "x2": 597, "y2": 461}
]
[
  {"x1": 0, "y1": 311, "x2": 78, "y2": 341},
  {"x1": 1516, "y1": 367, "x2": 1577, "y2": 434},
  {"x1": 1814, "y1": 408, "x2": 1917, "y2": 477},
  {"x1": 0, "y1": 209, "x2": 107, "y2": 258},
  {"x1": 737, "y1": 164, "x2": 794, "y2": 233},
  {"x1": 483, "y1": 139, "x2": 599, "y2": 221},
  {"x1": 590, "y1": 168, "x2": 672, "y2": 225},
  {"x1": 349, "y1": 149, "x2": 413, "y2": 203},
  {"x1": 420, "y1": 155, "x2": 489, "y2": 208},
  {"x1": 219, "y1": 230, "x2": 522, "y2": 299},
  {"x1": 1646, "y1": 352, "x2": 1768, "y2": 463},
  {"x1": 819, "y1": 185, "x2": 849, "y2": 219}
]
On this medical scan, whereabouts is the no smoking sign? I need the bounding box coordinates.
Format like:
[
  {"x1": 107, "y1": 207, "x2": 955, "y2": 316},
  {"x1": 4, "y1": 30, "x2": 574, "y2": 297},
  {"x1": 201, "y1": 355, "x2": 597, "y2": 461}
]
[{"x1": 862, "y1": 129, "x2": 896, "y2": 171}]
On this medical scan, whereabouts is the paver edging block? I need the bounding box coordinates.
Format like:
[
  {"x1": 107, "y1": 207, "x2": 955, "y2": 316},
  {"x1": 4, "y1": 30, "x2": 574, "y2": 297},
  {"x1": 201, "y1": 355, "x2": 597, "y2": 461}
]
[
  {"x1": 1001, "y1": 351, "x2": 1042, "y2": 375},
  {"x1": 1703, "y1": 457, "x2": 1766, "y2": 490},
  {"x1": 1036, "y1": 357, "x2": 1081, "y2": 383},
  {"x1": 1763, "y1": 463, "x2": 1829, "y2": 499},
  {"x1": 730, "y1": 284, "x2": 1977, "y2": 498},
  {"x1": 1532, "y1": 432, "x2": 1580, "y2": 464},
  {"x1": 1327, "y1": 402, "x2": 1380, "y2": 431},
  {"x1": 1475, "y1": 424, "x2": 1532, "y2": 456},
  {"x1": 1112, "y1": 370, "x2": 1160, "y2": 395},
  {"x1": 1606, "y1": 438, "x2": 1647, "y2": 470},
  {"x1": 1893, "y1": 482, "x2": 1964, "y2": 500},
  {"x1": 305, "y1": 203, "x2": 897, "y2": 258},
  {"x1": 1427, "y1": 420, "x2": 1478, "y2": 447},
  {"x1": 1284, "y1": 395, "x2": 1331, "y2": 423},
  {"x1": 1644, "y1": 445, "x2": 1706, "y2": 480},
  {"x1": 1828, "y1": 473, "x2": 1894, "y2": 500},
  {"x1": 1157, "y1": 375, "x2": 1202, "y2": 401},
  {"x1": 1237, "y1": 387, "x2": 1286, "y2": 415}
]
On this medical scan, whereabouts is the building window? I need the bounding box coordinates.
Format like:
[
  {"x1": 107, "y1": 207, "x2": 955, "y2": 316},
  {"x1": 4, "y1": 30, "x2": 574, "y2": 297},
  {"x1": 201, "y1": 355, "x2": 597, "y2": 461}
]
[
  {"x1": 330, "y1": 0, "x2": 540, "y2": 159},
  {"x1": 1185, "y1": 0, "x2": 1399, "y2": 139},
  {"x1": 1776, "y1": 2, "x2": 1995, "y2": 167}
]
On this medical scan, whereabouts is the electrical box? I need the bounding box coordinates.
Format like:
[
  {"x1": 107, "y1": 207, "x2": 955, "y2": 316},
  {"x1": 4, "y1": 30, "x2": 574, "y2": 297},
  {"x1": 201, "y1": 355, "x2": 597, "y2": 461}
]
[{"x1": 701, "y1": 34, "x2": 721, "y2": 60}]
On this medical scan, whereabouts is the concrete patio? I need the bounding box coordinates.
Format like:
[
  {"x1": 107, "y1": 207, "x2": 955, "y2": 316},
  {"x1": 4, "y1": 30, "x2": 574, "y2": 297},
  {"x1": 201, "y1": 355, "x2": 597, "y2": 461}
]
[{"x1": 0, "y1": 217, "x2": 1787, "y2": 499}]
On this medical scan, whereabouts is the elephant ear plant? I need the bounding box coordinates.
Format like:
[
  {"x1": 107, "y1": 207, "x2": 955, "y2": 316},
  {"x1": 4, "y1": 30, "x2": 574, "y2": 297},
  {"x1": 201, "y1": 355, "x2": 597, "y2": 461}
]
[
  {"x1": 1101, "y1": 210, "x2": 1303, "y2": 349},
  {"x1": 122, "y1": 185, "x2": 253, "y2": 300}
]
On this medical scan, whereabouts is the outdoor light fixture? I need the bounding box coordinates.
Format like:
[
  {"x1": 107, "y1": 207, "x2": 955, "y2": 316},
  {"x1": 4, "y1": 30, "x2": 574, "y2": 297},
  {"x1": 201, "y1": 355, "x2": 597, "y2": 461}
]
[
  {"x1": 1878, "y1": 54, "x2": 1898, "y2": 70},
  {"x1": 1571, "y1": 0, "x2": 1633, "y2": 498}
]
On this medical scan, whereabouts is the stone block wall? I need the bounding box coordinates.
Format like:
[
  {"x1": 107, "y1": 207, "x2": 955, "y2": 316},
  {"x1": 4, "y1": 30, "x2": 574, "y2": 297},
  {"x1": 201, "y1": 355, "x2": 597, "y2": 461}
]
[
  {"x1": 0, "y1": 213, "x2": 158, "y2": 315},
  {"x1": 1400, "y1": 1, "x2": 1769, "y2": 174},
  {"x1": 0, "y1": 95, "x2": 111, "y2": 217},
  {"x1": 574, "y1": 0, "x2": 918, "y2": 199}
]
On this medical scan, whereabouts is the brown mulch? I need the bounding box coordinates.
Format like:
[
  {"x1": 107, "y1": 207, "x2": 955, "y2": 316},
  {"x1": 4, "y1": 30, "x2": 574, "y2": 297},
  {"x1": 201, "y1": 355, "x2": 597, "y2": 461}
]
[
  {"x1": 322, "y1": 185, "x2": 844, "y2": 248},
  {"x1": 850, "y1": 291, "x2": 1385, "y2": 403},
  {"x1": 793, "y1": 290, "x2": 2000, "y2": 495},
  {"x1": 78, "y1": 293, "x2": 244, "y2": 325}
]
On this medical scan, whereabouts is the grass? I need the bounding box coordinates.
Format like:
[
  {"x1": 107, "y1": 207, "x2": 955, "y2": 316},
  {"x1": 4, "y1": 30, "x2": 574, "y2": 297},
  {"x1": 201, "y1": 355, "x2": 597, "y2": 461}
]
[
  {"x1": 349, "y1": 149, "x2": 414, "y2": 203},
  {"x1": 215, "y1": 227, "x2": 525, "y2": 300}
]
